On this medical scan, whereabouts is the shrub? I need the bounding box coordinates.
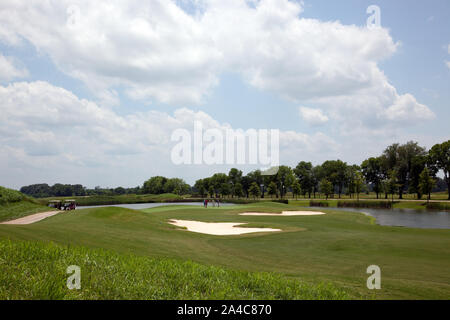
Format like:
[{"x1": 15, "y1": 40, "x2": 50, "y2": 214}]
[
  {"x1": 0, "y1": 186, "x2": 25, "y2": 205},
  {"x1": 310, "y1": 201, "x2": 329, "y2": 207},
  {"x1": 426, "y1": 202, "x2": 450, "y2": 210},
  {"x1": 337, "y1": 200, "x2": 394, "y2": 209}
]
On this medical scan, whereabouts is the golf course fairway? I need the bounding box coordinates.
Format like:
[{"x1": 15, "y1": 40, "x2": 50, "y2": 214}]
[{"x1": 0, "y1": 202, "x2": 449, "y2": 299}]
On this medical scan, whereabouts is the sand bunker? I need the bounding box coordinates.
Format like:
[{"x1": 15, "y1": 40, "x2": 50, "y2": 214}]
[
  {"x1": 240, "y1": 211, "x2": 326, "y2": 216},
  {"x1": 169, "y1": 219, "x2": 281, "y2": 235},
  {"x1": 0, "y1": 211, "x2": 61, "y2": 225}
]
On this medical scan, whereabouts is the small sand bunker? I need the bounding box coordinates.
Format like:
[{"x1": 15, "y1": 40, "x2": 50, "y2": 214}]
[
  {"x1": 240, "y1": 211, "x2": 326, "y2": 216},
  {"x1": 169, "y1": 219, "x2": 281, "y2": 235}
]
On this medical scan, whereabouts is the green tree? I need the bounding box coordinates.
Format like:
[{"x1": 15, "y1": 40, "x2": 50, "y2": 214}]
[
  {"x1": 194, "y1": 179, "x2": 207, "y2": 197},
  {"x1": 354, "y1": 171, "x2": 365, "y2": 201},
  {"x1": 275, "y1": 166, "x2": 294, "y2": 198},
  {"x1": 419, "y1": 168, "x2": 435, "y2": 203},
  {"x1": 233, "y1": 182, "x2": 244, "y2": 198},
  {"x1": 208, "y1": 185, "x2": 215, "y2": 198},
  {"x1": 228, "y1": 168, "x2": 243, "y2": 197},
  {"x1": 220, "y1": 182, "x2": 231, "y2": 198},
  {"x1": 386, "y1": 170, "x2": 399, "y2": 203},
  {"x1": 428, "y1": 140, "x2": 450, "y2": 200},
  {"x1": 383, "y1": 141, "x2": 426, "y2": 199},
  {"x1": 292, "y1": 181, "x2": 301, "y2": 200},
  {"x1": 294, "y1": 161, "x2": 313, "y2": 198},
  {"x1": 321, "y1": 160, "x2": 347, "y2": 198},
  {"x1": 142, "y1": 176, "x2": 168, "y2": 194},
  {"x1": 361, "y1": 157, "x2": 383, "y2": 199},
  {"x1": 210, "y1": 173, "x2": 228, "y2": 197},
  {"x1": 319, "y1": 179, "x2": 333, "y2": 200},
  {"x1": 249, "y1": 182, "x2": 261, "y2": 199},
  {"x1": 267, "y1": 181, "x2": 278, "y2": 198}
]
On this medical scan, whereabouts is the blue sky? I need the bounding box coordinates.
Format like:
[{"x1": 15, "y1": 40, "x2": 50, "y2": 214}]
[{"x1": 0, "y1": 0, "x2": 449, "y2": 188}]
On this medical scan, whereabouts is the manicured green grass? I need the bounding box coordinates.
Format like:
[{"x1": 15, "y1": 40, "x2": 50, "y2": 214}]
[
  {"x1": 0, "y1": 202, "x2": 449, "y2": 299},
  {"x1": 0, "y1": 240, "x2": 347, "y2": 300},
  {"x1": 0, "y1": 201, "x2": 56, "y2": 222}
]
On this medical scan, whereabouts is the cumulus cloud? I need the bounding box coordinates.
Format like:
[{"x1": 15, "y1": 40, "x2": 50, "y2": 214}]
[
  {"x1": 299, "y1": 107, "x2": 329, "y2": 125},
  {"x1": 0, "y1": 54, "x2": 28, "y2": 82},
  {"x1": 0, "y1": 0, "x2": 432, "y2": 129},
  {"x1": 0, "y1": 81, "x2": 339, "y2": 188}
]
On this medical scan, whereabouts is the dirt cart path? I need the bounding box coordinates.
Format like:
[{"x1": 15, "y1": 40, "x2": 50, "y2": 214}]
[{"x1": 0, "y1": 211, "x2": 61, "y2": 225}]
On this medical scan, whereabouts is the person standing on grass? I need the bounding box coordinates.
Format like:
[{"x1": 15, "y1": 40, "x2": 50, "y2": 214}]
[{"x1": 205, "y1": 199, "x2": 208, "y2": 208}]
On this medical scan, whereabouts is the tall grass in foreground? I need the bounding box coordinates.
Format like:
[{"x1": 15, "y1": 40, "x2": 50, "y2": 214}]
[{"x1": 0, "y1": 240, "x2": 349, "y2": 300}]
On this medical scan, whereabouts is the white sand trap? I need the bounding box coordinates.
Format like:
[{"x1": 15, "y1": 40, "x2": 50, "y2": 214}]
[
  {"x1": 0, "y1": 211, "x2": 61, "y2": 225},
  {"x1": 240, "y1": 211, "x2": 326, "y2": 216},
  {"x1": 169, "y1": 219, "x2": 281, "y2": 235}
]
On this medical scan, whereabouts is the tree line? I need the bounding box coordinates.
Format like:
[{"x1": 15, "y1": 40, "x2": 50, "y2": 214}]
[
  {"x1": 20, "y1": 176, "x2": 192, "y2": 198},
  {"x1": 19, "y1": 183, "x2": 142, "y2": 198},
  {"x1": 19, "y1": 140, "x2": 449, "y2": 201},
  {"x1": 193, "y1": 140, "x2": 449, "y2": 201}
]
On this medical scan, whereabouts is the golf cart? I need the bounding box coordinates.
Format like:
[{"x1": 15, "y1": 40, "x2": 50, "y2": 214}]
[
  {"x1": 62, "y1": 200, "x2": 76, "y2": 211},
  {"x1": 47, "y1": 200, "x2": 62, "y2": 210}
]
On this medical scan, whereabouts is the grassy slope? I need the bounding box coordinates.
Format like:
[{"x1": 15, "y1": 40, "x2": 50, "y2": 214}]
[
  {"x1": 0, "y1": 240, "x2": 346, "y2": 300},
  {"x1": 0, "y1": 186, "x2": 55, "y2": 222},
  {"x1": 0, "y1": 202, "x2": 449, "y2": 299},
  {"x1": 0, "y1": 201, "x2": 55, "y2": 222}
]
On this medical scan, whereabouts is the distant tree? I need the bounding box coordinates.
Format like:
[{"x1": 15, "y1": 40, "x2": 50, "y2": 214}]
[
  {"x1": 114, "y1": 187, "x2": 126, "y2": 195},
  {"x1": 345, "y1": 165, "x2": 361, "y2": 198},
  {"x1": 228, "y1": 168, "x2": 242, "y2": 197},
  {"x1": 241, "y1": 175, "x2": 252, "y2": 198},
  {"x1": 294, "y1": 161, "x2": 313, "y2": 198},
  {"x1": 275, "y1": 166, "x2": 295, "y2": 198},
  {"x1": 361, "y1": 157, "x2": 383, "y2": 199},
  {"x1": 208, "y1": 185, "x2": 215, "y2": 198},
  {"x1": 249, "y1": 182, "x2": 261, "y2": 199},
  {"x1": 354, "y1": 171, "x2": 365, "y2": 201},
  {"x1": 194, "y1": 179, "x2": 207, "y2": 197},
  {"x1": 163, "y1": 178, "x2": 189, "y2": 195},
  {"x1": 419, "y1": 168, "x2": 435, "y2": 203},
  {"x1": 321, "y1": 160, "x2": 347, "y2": 198},
  {"x1": 311, "y1": 165, "x2": 323, "y2": 198},
  {"x1": 292, "y1": 181, "x2": 301, "y2": 200},
  {"x1": 210, "y1": 173, "x2": 228, "y2": 197},
  {"x1": 142, "y1": 176, "x2": 168, "y2": 194},
  {"x1": 386, "y1": 170, "x2": 399, "y2": 203},
  {"x1": 319, "y1": 179, "x2": 333, "y2": 200},
  {"x1": 428, "y1": 140, "x2": 450, "y2": 200},
  {"x1": 247, "y1": 170, "x2": 264, "y2": 197},
  {"x1": 234, "y1": 182, "x2": 244, "y2": 198},
  {"x1": 408, "y1": 155, "x2": 427, "y2": 199},
  {"x1": 383, "y1": 141, "x2": 427, "y2": 199},
  {"x1": 220, "y1": 182, "x2": 231, "y2": 198},
  {"x1": 267, "y1": 181, "x2": 278, "y2": 198}
]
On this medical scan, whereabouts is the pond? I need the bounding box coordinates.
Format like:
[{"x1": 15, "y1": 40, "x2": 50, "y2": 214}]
[
  {"x1": 315, "y1": 207, "x2": 450, "y2": 229},
  {"x1": 77, "y1": 202, "x2": 235, "y2": 210}
]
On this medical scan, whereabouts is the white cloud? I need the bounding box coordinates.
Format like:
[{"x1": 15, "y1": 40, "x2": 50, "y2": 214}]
[
  {"x1": 0, "y1": 81, "x2": 339, "y2": 188},
  {"x1": 0, "y1": 0, "x2": 432, "y2": 130},
  {"x1": 446, "y1": 61, "x2": 450, "y2": 70},
  {"x1": 299, "y1": 107, "x2": 329, "y2": 125},
  {"x1": 0, "y1": 54, "x2": 28, "y2": 82}
]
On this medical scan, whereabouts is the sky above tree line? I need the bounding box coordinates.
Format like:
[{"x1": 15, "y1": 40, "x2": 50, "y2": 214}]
[{"x1": 0, "y1": 0, "x2": 449, "y2": 189}]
